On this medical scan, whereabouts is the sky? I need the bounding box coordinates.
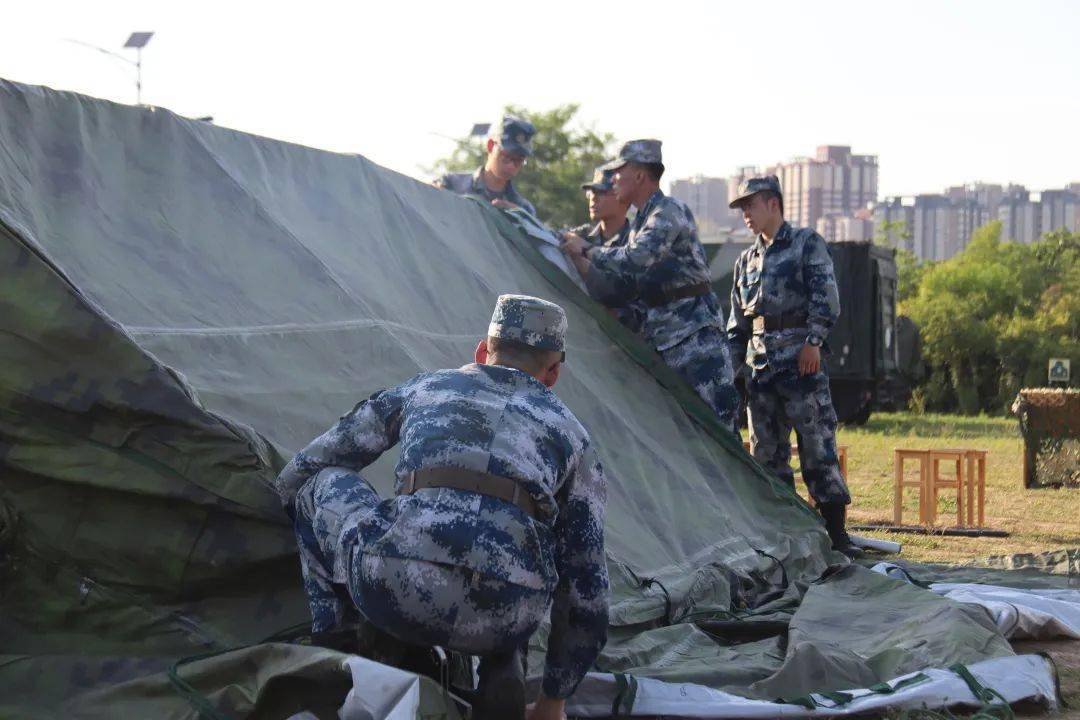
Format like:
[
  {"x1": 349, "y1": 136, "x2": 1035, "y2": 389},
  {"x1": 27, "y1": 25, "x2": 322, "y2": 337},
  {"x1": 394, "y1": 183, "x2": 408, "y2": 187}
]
[{"x1": 2, "y1": 0, "x2": 1078, "y2": 197}]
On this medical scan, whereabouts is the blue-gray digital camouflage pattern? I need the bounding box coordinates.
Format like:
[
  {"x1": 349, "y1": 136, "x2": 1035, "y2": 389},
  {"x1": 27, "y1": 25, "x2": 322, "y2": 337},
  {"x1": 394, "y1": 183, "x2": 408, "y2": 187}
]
[
  {"x1": 586, "y1": 191, "x2": 718, "y2": 352},
  {"x1": 727, "y1": 221, "x2": 849, "y2": 504},
  {"x1": 600, "y1": 138, "x2": 663, "y2": 172},
  {"x1": 488, "y1": 294, "x2": 567, "y2": 352},
  {"x1": 567, "y1": 219, "x2": 644, "y2": 333},
  {"x1": 584, "y1": 190, "x2": 737, "y2": 426},
  {"x1": 274, "y1": 362, "x2": 609, "y2": 699},
  {"x1": 490, "y1": 115, "x2": 537, "y2": 157},
  {"x1": 660, "y1": 326, "x2": 739, "y2": 433},
  {"x1": 729, "y1": 174, "x2": 783, "y2": 208},
  {"x1": 726, "y1": 221, "x2": 841, "y2": 372},
  {"x1": 746, "y1": 367, "x2": 850, "y2": 504},
  {"x1": 434, "y1": 167, "x2": 538, "y2": 216}
]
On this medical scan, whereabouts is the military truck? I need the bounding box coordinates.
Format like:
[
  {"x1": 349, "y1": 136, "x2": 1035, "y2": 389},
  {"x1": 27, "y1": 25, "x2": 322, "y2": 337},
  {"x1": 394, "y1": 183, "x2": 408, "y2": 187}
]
[{"x1": 708, "y1": 239, "x2": 916, "y2": 424}]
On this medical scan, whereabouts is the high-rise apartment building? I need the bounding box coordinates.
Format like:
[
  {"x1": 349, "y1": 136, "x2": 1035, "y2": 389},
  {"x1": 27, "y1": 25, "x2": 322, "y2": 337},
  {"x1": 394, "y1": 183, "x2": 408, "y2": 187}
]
[
  {"x1": 872, "y1": 183, "x2": 1078, "y2": 260},
  {"x1": 669, "y1": 175, "x2": 740, "y2": 232},
  {"x1": 1039, "y1": 190, "x2": 1080, "y2": 234},
  {"x1": 772, "y1": 146, "x2": 878, "y2": 229},
  {"x1": 872, "y1": 197, "x2": 915, "y2": 252}
]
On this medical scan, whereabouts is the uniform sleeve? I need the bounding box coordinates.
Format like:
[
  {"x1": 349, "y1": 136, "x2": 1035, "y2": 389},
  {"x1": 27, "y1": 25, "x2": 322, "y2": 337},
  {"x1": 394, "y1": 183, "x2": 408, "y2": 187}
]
[
  {"x1": 273, "y1": 383, "x2": 408, "y2": 513},
  {"x1": 585, "y1": 206, "x2": 679, "y2": 306},
  {"x1": 802, "y1": 233, "x2": 840, "y2": 342},
  {"x1": 544, "y1": 441, "x2": 609, "y2": 699},
  {"x1": 726, "y1": 254, "x2": 751, "y2": 369},
  {"x1": 518, "y1": 196, "x2": 538, "y2": 217}
]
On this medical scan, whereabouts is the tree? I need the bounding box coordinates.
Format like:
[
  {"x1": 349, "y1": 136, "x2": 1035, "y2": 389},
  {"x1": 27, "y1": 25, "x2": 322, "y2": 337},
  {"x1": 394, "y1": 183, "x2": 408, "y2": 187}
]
[
  {"x1": 874, "y1": 219, "x2": 927, "y2": 303},
  {"x1": 429, "y1": 104, "x2": 615, "y2": 228},
  {"x1": 903, "y1": 222, "x2": 1080, "y2": 414}
]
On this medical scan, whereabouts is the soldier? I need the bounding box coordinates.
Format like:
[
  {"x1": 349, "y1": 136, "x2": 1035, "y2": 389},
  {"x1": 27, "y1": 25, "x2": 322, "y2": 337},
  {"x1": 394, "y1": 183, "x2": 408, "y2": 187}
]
[
  {"x1": 565, "y1": 166, "x2": 644, "y2": 333},
  {"x1": 726, "y1": 175, "x2": 858, "y2": 557},
  {"x1": 273, "y1": 295, "x2": 607, "y2": 720},
  {"x1": 434, "y1": 116, "x2": 538, "y2": 215},
  {"x1": 561, "y1": 140, "x2": 739, "y2": 432}
]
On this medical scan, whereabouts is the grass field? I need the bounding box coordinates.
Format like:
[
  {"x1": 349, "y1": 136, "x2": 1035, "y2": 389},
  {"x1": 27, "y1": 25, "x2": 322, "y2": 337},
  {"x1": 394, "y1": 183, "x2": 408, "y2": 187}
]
[{"x1": 790, "y1": 412, "x2": 1080, "y2": 565}]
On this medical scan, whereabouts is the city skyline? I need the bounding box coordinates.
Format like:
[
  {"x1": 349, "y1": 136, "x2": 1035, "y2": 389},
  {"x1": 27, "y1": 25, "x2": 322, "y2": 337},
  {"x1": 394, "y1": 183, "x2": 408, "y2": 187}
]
[{"x1": 1, "y1": 0, "x2": 1078, "y2": 198}]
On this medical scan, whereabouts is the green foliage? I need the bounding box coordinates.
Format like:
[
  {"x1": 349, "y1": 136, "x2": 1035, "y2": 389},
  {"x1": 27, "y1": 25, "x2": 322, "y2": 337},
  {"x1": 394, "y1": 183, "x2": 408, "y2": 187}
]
[
  {"x1": 429, "y1": 104, "x2": 615, "y2": 228},
  {"x1": 902, "y1": 223, "x2": 1080, "y2": 414},
  {"x1": 875, "y1": 219, "x2": 929, "y2": 303}
]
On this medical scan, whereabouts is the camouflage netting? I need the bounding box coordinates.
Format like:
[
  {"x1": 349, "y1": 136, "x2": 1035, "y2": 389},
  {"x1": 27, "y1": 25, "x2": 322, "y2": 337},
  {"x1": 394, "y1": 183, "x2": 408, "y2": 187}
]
[
  {"x1": 0, "y1": 78, "x2": 1019, "y2": 718},
  {"x1": 1012, "y1": 388, "x2": 1080, "y2": 488}
]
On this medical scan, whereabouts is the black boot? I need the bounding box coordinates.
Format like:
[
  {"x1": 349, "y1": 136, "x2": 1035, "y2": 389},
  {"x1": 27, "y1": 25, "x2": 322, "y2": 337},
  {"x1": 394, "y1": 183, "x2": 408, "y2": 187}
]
[
  {"x1": 819, "y1": 502, "x2": 862, "y2": 558},
  {"x1": 474, "y1": 648, "x2": 525, "y2": 720}
]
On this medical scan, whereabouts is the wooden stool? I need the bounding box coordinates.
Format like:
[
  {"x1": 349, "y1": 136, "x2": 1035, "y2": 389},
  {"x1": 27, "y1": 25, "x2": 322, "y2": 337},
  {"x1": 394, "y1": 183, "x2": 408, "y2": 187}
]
[
  {"x1": 893, "y1": 448, "x2": 988, "y2": 527},
  {"x1": 963, "y1": 450, "x2": 987, "y2": 527},
  {"x1": 928, "y1": 449, "x2": 967, "y2": 527},
  {"x1": 894, "y1": 449, "x2": 930, "y2": 524}
]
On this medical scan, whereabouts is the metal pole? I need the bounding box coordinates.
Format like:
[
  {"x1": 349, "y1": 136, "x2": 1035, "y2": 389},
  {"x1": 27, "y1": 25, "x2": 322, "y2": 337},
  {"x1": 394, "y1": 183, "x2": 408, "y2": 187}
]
[{"x1": 136, "y1": 47, "x2": 142, "y2": 105}]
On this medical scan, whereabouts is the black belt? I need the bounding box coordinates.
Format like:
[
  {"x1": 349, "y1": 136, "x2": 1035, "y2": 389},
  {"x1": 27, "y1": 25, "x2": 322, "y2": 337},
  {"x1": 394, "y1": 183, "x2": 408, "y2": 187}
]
[
  {"x1": 404, "y1": 467, "x2": 539, "y2": 519},
  {"x1": 750, "y1": 312, "x2": 808, "y2": 334},
  {"x1": 642, "y1": 282, "x2": 711, "y2": 308}
]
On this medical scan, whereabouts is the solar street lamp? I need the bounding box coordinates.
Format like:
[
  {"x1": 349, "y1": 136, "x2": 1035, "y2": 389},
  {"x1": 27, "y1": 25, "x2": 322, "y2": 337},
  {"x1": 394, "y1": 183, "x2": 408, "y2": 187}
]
[
  {"x1": 66, "y1": 31, "x2": 154, "y2": 106},
  {"x1": 123, "y1": 32, "x2": 154, "y2": 106}
]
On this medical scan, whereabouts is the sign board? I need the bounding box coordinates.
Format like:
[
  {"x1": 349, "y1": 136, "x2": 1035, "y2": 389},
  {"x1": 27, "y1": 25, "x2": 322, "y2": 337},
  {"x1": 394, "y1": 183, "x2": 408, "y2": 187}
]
[{"x1": 1048, "y1": 358, "x2": 1070, "y2": 383}]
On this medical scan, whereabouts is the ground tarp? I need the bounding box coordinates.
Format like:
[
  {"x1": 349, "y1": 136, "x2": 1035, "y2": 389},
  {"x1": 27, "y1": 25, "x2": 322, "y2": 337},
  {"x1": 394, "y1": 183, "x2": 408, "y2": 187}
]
[{"x1": 0, "y1": 78, "x2": 1037, "y2": 718}]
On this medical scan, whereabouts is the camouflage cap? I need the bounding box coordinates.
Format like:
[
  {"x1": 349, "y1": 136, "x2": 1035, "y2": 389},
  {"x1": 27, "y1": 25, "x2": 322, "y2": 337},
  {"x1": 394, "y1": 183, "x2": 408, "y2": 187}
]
[
  {"x1": 600, "y1": 139, "x2": 663, "y2": 172},
  {"x1": 490, "y1": 116, "x2": 536, "y2": 157},
  {"x1": 581, "y1": 166, "x2": 617, "y2": 192},
  {"x1": 729, "y1": 175, "x2": 782, "y2": 208},
  {"x1": 488, "y1": 294, "x2": 567, "y2": 353}
]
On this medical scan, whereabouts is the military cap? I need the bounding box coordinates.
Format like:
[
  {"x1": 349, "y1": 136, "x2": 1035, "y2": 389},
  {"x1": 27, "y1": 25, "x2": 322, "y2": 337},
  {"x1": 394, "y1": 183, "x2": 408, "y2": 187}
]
[
  {"x1": 488, "y1": 294, "x2": 567, "y2": 354},
  {"x1": 490, "y1": 116, "x2": 536, "y2": 157},
  {"x1": 581, "y1": 166, "x2": 617, "y2": 192},
  {"x1": 729, "y1": 175, "x2": 783, "y2": 208},
  {"x1": 600, "y1": 139, "x2": 663, "y2": 172}
]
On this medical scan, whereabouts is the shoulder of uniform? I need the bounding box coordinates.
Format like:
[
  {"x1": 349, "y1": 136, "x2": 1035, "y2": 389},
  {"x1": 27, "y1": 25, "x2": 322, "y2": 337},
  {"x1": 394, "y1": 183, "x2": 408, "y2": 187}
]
[
  {"x1": 791, "y1": 224, "x2": 823, "y2": 243},
  {"x1": 437, "y1": 172, "x2": 470, "y2": 191}
]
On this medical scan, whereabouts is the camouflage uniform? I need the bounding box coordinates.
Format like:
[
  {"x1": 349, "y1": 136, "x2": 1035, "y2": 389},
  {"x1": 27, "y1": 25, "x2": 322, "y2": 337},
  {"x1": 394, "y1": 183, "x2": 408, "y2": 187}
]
[
  {"x1": 582, "y1": 140, "x2": 738, "y2": 432},
  {"x1": 435, "y1": 168, "x2": 537, "y2": 216},
  {"x1": 727, "y1": 180, "x2": 849, "y2": 506},
  {"x1": 567, "y1": 209, "x2": 645, "y2": 334},
  {"x1": 275, "y1": 295, "x2": 609, "y2": 700},
  {"x1": 434, "y1": 116, "x2": 538, "y2": 216}
]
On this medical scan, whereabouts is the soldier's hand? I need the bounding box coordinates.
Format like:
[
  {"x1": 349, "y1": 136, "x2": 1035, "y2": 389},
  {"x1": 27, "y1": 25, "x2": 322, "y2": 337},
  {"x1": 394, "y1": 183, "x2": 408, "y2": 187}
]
[
  {"x1": 560, "y1": 233, "x2": 586, "y2": 257},
  {"x1": 491, "y1": 198, "x2": 520, "y2": 210},
  {"x1": 798, "y1": 344, "x2": 821, "y2": 376}
]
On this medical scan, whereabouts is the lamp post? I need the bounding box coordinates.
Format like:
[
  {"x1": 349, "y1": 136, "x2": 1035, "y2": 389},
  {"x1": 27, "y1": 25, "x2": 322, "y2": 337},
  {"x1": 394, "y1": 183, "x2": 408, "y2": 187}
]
[
  {"x1": 123, "y1": 32, "x2": 154, "y2": 106},
  {"x1": 66, "y1": 31, "x2": 154, "y2": 106}
]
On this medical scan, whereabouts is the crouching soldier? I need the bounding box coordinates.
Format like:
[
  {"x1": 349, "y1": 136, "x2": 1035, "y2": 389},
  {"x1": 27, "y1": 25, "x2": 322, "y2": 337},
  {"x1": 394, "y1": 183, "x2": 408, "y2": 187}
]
[{"x1": 274, "y1": 295, "x2": 609, "y2": 720}]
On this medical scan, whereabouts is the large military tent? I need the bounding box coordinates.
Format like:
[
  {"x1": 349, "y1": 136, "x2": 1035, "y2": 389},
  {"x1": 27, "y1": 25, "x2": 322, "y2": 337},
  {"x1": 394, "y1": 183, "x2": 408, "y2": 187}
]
[{"x1": 0, "y1": 79, "x2": 1067, "y2": 718}]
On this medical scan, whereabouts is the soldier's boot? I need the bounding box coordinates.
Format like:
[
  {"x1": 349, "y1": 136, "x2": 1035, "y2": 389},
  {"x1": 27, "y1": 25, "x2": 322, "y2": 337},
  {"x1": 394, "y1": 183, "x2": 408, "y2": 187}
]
[
  {"x1": 819, "y1": 502, "x2": 862, "y2": 559},
  {"x1": 473, "y1": 648, "x2": 525, "y2": 720}
]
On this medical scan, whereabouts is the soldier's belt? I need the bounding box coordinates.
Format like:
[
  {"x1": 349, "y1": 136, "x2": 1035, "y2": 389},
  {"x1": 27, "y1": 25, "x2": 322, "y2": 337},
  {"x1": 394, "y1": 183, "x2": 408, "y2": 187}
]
[
  {"x1": 403, "y1": 467, "x2": 539, "y2": 520},
  {"x1": 750, "y1": 312, "x2": 809, "y2": 334},
  {"x1": 641, "y1": 282, "x2": 711, "y2": 308}
]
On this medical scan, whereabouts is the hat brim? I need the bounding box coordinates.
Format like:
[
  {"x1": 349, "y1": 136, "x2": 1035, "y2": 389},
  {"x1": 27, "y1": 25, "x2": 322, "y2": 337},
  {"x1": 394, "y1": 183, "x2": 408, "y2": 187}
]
[
  {"x1": 728, "y1": 190, "x2": 762, "y2": 209},
  {"x1": 599, "y1": 157, "x2": 628, "y2": 173},
  {"x1": 581, "y1": 182, "x2": 614, "y2": 192},
  {"x1": 499, "y1": 142, "x2": 533, "y2": 158}
]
